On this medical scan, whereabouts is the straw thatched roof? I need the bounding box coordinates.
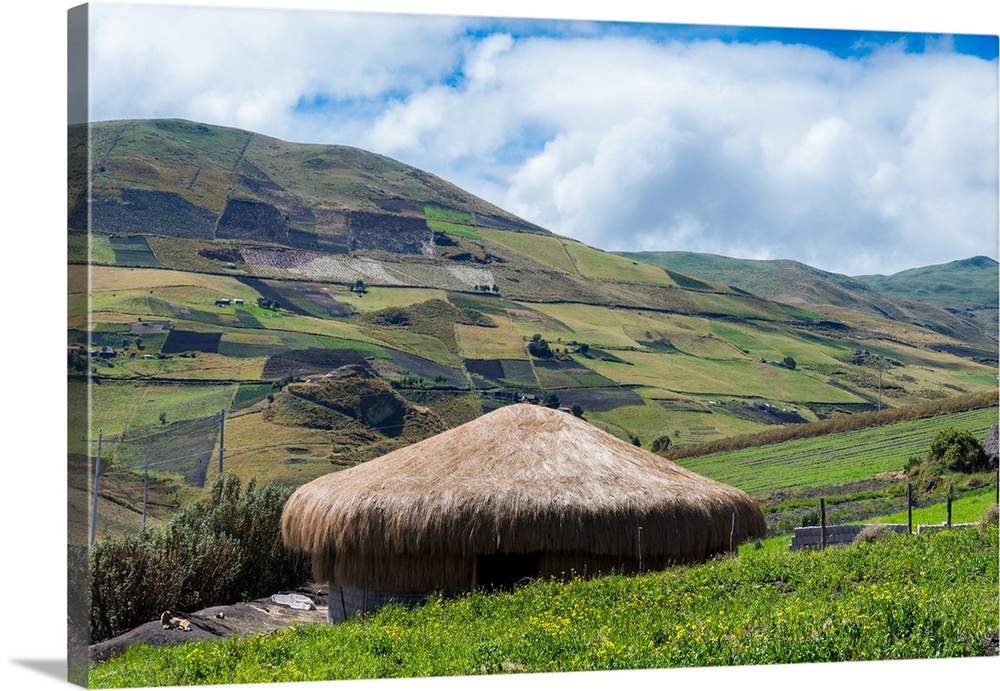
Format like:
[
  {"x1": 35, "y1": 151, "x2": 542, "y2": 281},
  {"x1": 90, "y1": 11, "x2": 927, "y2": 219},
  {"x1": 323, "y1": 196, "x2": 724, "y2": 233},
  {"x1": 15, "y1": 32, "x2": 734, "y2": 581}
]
[
  {"x1": 985, "y1": 423, "x2": 998, "y2": 470},
  {"x1": 282, "y1": 403, "x2": 766, "y2": 590}
]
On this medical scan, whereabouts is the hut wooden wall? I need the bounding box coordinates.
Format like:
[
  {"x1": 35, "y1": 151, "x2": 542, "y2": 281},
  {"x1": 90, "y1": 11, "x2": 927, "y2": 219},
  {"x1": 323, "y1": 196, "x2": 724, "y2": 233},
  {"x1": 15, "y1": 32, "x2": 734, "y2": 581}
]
[{"x1": 323, "y1": 552, "x2": 476, "y2": 593}]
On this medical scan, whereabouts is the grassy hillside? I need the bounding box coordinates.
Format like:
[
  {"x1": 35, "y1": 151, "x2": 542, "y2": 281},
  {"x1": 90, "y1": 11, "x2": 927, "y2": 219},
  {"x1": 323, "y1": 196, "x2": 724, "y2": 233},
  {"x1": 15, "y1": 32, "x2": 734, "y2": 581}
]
[
  {"x1": 858, "y1": 256, "x2": 999, "y2": 312},
  {"x1": 671, "y1": 402, "x2": 998, "y2": 532},
  {"x1": 69, "y1": 119, "x2": 1000, "y2": 542},
  {"x1": 619, "y1": 251, "x2": 998, "y2": 352},
  {"x1": 858, "y1": 256, "x2": 1000, "y2": 341},
  {"x1": 88, "y1": 526, "x2": 999, "y2": 686},
  {"x1": 69, "y1": 119, "x2": 541, "y2": 236}
]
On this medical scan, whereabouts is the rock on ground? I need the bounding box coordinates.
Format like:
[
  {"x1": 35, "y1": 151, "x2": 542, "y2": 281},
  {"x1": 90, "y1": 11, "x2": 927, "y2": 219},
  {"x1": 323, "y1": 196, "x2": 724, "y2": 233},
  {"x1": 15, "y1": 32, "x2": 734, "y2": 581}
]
[{"x1": 88, "y1": 582, "x2": 328, "y2": 663}]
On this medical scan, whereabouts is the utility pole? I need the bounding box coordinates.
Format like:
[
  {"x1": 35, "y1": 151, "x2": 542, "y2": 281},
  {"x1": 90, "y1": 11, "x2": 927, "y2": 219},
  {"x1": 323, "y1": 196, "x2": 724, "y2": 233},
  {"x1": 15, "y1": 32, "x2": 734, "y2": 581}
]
[
  {"x1": 218, "y1": 409, "x2": 225, "y2": 475},
  {"x1": 89, "y1": 431, "x2": 103, "y2": 548},
  {"x1": 877, "y1": 356, "x2": 883, "y2": 412},
  {"x1": 141, "y1": 461, "x2": 149, "y2": 534},
  {"x1": 85, "y1": 430, "x2": 119, "y2": 547}
]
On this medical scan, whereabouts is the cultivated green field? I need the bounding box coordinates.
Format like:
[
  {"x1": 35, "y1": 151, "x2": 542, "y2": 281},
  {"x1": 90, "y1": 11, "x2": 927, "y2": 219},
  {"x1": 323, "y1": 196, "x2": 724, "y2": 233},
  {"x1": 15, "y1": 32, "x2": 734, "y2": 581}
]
[
  {"x1": 427, "y1": 219, "x2": 481, "y2": 240},
  {"x1": 479, "y1": 229, "x2": 578, "y2": 275},
  {"x1": 675, "y1": 406, "x2": 999, "y2": 496},
  {"x1": 71, "y1": 119, "x2": 1000, "y2": 552}
]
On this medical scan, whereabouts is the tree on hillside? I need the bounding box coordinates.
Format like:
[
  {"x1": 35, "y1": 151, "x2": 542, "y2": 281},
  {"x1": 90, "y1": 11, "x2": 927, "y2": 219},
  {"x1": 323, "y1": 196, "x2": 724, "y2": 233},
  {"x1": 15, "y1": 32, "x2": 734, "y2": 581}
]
[
  {"x1": 571, "y1": 403, "x2": 584, "y2": 418},
  {"x1": 257, "y1": 296, "x2": 281, "y2": 311},
  {"x1": 528, "y1": 334, "x2": 553, "y2": 358},
  {"x1": 783, "y1": 355, "x2": 797, "y2": 370},
  {"x1": 651, "y1": 435, "x2": 671, "y2": 453}
]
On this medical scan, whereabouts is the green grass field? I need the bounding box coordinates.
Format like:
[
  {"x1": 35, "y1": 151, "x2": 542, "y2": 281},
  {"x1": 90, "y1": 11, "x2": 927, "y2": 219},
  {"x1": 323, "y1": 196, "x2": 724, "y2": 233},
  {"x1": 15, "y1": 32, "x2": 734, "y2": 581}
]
[
  {"x1": 870, "y1": 486, "x2": 998, "y2": 527},
  {"x1": 562, "y1": 239, "x2": 678, "y2": 285},
  {"x1": 88, "y1": 526, "x2": 999, "y2": 687},
  {"x1": 424, "y1": 206, "x2": 473, "y2": 223},
  {"x1": 479, "y1": 229, "x2": 579, "y2": 275},
  {"x1": 427, "y1": 219, "x2": 482, "y2": 240},
  {"x1": 675, "y1": 407, "x2": 999, "y2": 496},
  {"x1": 83, "y1": 381, "x2": 240, "y2": 442}
]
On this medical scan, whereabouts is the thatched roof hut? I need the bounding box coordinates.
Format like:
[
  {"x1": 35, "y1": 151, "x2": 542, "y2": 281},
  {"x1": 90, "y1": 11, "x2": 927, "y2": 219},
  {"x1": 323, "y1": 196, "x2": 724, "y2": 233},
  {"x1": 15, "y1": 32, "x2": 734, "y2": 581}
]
[
  {"x1": 984, "y1": 422, "x2": 998, "y2": 470},
  {"x1": 282, "y1": 404, "x2": 766, "y2": 620}
]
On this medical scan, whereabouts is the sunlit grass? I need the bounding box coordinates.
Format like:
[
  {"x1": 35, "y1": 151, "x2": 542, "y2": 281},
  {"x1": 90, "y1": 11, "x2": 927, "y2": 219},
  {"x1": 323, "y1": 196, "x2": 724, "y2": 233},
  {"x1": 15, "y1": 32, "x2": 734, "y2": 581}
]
[{"x1": 89, "y1": 526, "x2": 998, "y2": 687}]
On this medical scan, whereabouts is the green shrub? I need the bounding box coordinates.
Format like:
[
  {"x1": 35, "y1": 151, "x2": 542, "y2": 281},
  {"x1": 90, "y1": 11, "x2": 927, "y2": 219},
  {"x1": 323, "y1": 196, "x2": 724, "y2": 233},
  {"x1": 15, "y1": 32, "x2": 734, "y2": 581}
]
[
  {"x1": 165, "y1": 472, "x2": 310, "y2": 604},
  {"x1": 980, "y1": 503, "x2": 999, "y2": 530},
  {"x1": 541, "y1": 392, "x2": 560, "y2": 409},
  {"x1": 90, "y1": 527, "x2": 239, "y2": 641},
  {"x1": 930, "y1": 428, "x2": 987, "y2": 473},
  {"x1": 528, "y1": 338, "x2": 552, "y2": 358},
  {"x1": 651, "y1": 435, "x2": 671, "y2": 453},
  {"x1": 89, "y1": 472, "x2": 310, "y2": 642},
  {"x1": 853, "y1": 523, "x2": 895, "y2": 544}
]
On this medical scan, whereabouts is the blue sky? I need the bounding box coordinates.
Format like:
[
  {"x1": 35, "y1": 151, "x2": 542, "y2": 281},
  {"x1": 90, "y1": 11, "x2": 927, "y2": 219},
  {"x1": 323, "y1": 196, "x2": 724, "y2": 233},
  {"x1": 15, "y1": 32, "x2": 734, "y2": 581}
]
[
  {"x1": 731, "y1": 26, "x2": 998, "y2": 60},
  {"x1": 80, "y1": 0, "x2": 1000, "y2": 276}
]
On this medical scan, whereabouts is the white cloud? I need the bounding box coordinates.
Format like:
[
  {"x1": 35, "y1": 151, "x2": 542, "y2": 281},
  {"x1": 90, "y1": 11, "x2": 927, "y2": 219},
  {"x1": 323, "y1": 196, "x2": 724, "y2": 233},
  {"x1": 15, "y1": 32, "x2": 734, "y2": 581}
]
[
  {"x1": 88, "y1": 4, "x2": 468, "y2": 140},
  {"x1": 85, "y1": 4, "x2": 998, "y2": 276},
  {"x1": 484, "y1": 38, "x2": 998, "y2": 275}
]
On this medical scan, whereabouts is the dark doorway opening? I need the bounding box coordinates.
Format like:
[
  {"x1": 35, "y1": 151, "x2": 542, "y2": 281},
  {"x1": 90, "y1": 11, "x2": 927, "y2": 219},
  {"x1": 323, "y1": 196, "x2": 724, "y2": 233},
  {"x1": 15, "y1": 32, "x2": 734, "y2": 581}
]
[{"x1": 475, "y1": 552, "x2": 541, "y2": 591}]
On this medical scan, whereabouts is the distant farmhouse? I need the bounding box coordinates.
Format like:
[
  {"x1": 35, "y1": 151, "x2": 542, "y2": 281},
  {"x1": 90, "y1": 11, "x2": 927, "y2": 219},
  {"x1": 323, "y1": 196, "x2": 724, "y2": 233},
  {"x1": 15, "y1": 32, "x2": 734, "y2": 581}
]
[{"x1": 130, "y1": 320, "x2": 172, "y2": 334}]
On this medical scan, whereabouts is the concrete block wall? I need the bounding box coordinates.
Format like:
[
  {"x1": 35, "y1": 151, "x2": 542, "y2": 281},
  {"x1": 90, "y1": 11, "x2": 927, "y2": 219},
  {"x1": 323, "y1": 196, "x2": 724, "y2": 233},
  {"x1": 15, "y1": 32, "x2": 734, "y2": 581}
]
[
  {"x1": 327, "y1": 582, "x2": 433, "y2": 623},
  {"x1": 790, "y1": 523, "x2": 909, "y2": 550},
  {"x1": 790, "y1": 522, "x2": 980, "y2": 550}
]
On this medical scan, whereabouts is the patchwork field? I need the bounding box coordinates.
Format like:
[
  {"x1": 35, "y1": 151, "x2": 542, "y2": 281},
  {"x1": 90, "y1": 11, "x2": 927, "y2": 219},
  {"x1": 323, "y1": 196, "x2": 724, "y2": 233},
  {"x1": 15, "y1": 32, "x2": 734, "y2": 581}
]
[
  {"x1": 676, "y1": 406, "x2": 999, "y2": 497},
  {"x1": 73, "y1": 261, "x2": 997, "y2": 480},
  {"x1": 70, "y1": 122, "x2": 999, "y2": 688},
  {"x1": 70, "y1": 119, "x2": 998, "y2": 550}
]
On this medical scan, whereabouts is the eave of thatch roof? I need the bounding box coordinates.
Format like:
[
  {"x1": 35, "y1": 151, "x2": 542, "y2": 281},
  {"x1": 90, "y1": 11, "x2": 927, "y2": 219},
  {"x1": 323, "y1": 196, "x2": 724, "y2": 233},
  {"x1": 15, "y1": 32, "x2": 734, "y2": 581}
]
[{"x1": 282, "y1": 404, "x2": 766, "y2": 578}]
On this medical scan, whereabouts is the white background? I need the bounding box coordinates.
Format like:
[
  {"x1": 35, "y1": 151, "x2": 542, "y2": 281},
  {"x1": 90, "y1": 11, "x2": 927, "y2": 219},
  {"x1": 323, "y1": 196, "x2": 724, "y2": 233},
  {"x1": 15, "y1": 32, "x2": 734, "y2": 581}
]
[{"x1": 2, "y1": 2, "x2": 997, "y2": 690}]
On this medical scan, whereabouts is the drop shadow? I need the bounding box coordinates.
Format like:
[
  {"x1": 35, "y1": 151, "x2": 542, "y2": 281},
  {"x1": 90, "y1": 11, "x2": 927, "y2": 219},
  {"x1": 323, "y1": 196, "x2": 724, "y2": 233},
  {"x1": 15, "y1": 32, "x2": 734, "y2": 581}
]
[{"x1": 10, "y1": 658, "x2": 66, "y2": 682}]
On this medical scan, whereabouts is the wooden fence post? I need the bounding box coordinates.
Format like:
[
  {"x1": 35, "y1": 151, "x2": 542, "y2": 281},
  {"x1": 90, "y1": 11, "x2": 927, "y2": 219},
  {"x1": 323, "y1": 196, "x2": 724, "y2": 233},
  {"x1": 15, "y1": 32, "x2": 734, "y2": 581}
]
[
  {"x1": 820, "y1": 498, "x2": 827, "y2": 550},
  {"x1": 730, "y1": 512, "x2": 737, "y2": 555},
  {"x1": 907, "y1": 483, "x2": 913, "y2": 535},
  {"x1": 946, "y1": 484, "x2": 953, "y2": 527},
  {"x1": 637, "y1": 526, "x2": 644, "y2": 575}
]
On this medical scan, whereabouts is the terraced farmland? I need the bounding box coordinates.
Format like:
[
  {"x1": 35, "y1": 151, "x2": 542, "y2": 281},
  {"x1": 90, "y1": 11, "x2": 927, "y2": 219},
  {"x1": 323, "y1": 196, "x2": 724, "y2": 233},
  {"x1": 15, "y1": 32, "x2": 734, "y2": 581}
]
[
  {"x1": 70, "y1": 120, "x2": 999, "y2": 545},
  {"x1": 674, "y1": 406, "x2": 999, "y2": 496}
]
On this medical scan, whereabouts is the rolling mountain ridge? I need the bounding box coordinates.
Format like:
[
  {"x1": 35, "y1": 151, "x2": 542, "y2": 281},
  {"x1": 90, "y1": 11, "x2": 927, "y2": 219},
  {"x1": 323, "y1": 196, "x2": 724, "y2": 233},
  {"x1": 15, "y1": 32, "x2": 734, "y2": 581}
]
[
  {"x1": 618, "y1": 251, "x2": 998, "y2": 353},
  {"x1": 68, "y1": 118, "x2": 999, "y2": 539}
]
